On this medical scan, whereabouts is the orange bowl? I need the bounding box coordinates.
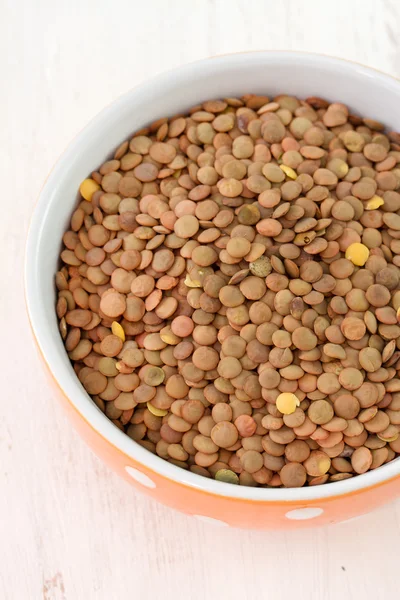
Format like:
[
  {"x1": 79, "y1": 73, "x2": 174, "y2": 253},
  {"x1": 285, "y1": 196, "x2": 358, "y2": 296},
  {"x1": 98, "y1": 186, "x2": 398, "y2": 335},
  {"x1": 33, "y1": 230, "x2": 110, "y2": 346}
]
[{"x1": 25, "y1": 52, "x2": 400, "y2": 529}]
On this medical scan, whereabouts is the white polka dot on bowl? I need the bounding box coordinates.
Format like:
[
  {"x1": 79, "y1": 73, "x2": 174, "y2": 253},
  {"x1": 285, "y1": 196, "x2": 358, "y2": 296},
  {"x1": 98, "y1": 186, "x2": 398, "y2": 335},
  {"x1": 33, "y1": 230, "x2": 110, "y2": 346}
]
[
  {"x1": 125, "y1": 466, "x2": 156, "y2": 489},
  {"x1": 285, "y1": 507, "x2": 324, "y2": 520},
  {"x1": 193, "y1": 515, "x2": 229, "y2": 527}
]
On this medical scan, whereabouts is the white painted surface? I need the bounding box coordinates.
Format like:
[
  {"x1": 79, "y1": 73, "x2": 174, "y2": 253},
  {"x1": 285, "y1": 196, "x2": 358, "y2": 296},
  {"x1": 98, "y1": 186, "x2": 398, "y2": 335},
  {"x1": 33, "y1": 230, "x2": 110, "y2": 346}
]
[{"x1": 2, "y1": 0, "x2": 400, "y2": 598}]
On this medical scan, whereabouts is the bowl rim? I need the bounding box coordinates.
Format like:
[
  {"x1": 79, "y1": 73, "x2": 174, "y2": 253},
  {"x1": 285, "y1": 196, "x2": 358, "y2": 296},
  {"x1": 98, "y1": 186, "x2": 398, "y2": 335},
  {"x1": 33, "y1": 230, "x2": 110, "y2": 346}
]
[{"x1": 25, "y1": 50, "x2": 400, "y2": 503}]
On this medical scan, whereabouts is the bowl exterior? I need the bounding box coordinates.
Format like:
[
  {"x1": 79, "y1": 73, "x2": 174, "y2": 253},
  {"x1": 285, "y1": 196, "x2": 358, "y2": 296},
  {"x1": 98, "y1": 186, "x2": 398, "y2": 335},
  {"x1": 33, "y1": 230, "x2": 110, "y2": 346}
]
[{"x1": 26, "y1": 52, "x2": 400, "y2": 529}]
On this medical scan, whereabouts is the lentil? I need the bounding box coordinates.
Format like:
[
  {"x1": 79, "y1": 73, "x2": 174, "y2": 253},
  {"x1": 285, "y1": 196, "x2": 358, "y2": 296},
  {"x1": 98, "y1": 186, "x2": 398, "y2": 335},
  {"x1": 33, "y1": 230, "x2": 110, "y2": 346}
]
[{"x1": 58, "y1": 93, "x2": 400, "y2": 488}]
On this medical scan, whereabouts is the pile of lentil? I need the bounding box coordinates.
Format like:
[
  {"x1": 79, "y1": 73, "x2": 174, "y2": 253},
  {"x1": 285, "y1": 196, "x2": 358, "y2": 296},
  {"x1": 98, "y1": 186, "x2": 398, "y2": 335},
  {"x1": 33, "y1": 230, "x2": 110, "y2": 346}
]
[{"x1": 56, "y1": 93, "x2": 400, "y2": 488}]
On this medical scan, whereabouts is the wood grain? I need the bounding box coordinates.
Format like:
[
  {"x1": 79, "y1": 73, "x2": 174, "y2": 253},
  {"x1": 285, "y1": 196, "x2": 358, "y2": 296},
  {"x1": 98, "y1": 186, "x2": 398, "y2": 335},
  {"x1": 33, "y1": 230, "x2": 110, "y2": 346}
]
[{"x1": 2, "y1": 0, "x2": 400, "y2": 598}]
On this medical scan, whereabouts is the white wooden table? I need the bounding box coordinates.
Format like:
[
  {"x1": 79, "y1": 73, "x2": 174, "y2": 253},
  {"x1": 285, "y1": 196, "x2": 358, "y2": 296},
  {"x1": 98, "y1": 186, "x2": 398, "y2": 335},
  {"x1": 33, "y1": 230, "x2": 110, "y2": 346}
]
[{"x1": 2, "y1": 0, "x2": 400, "y2": 598}]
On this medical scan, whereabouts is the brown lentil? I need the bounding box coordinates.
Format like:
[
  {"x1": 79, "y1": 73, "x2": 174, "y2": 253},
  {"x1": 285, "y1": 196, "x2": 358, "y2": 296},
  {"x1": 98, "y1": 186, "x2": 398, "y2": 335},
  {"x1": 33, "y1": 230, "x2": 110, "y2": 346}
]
[{"x1": 58, "y1": 93, "x2": 400, "y2": 488}]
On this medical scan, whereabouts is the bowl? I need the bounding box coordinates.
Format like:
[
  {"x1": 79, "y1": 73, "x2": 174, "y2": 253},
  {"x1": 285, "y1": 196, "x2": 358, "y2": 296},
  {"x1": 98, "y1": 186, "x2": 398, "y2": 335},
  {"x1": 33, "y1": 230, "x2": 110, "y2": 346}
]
[{"x1": 25, "y1": 51, "x2": 400, "y2": 529}]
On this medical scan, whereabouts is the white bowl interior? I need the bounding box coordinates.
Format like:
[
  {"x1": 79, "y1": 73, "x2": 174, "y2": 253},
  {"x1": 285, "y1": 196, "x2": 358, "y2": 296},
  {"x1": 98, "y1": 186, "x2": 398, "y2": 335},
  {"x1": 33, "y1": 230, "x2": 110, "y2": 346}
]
[{"x1": 25, "y1": 51, "x2": 400, "y2": 501}]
